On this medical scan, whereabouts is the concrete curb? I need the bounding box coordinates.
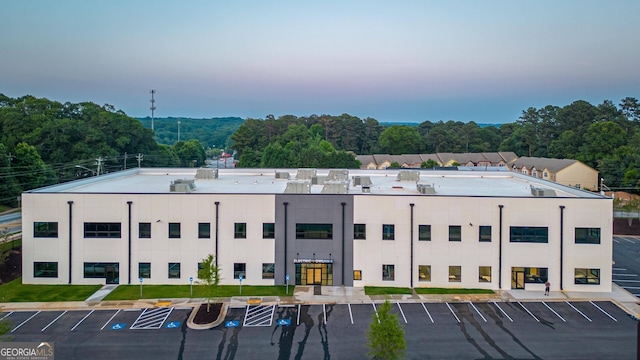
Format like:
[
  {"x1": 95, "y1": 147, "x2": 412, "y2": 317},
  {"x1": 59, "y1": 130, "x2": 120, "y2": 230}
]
[{"x1": 186, "y1": 302, "x2": 228, "y2": 330}]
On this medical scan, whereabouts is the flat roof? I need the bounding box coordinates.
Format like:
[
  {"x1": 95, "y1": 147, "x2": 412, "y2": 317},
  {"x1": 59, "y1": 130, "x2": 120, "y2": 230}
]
[{"x1": 26, "y1": 168, "x2": 607, "y2": 198}]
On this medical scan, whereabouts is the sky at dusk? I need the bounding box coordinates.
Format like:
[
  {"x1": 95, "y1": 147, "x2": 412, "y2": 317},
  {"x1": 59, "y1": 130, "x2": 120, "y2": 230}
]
[{"x1": 2, "y1": 1, "x2": 639, "y2": 124}]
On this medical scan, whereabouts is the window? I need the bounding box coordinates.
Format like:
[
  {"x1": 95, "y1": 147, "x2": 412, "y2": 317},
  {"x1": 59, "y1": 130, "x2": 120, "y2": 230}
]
[
  {"x1": 84, "y1": 262, "x2": 119, "y2": 279},
  {"x1": 513, "y1": 267, "x2": 548, "y2": 283},
  {"x1": 84, "y1": 222, "x2": 121, "y2": 238},
  {"x1": 354, "y1": 224, "x2": 366, "y2": 240},
  {"x1": 198, "y1": 223, "x2": 211, "y2": 239},
  {"x1": 263, "y1": 223, "x2": 275, "y2": 239},
  {"x1": 449, "y1": 266, "x2": 461, "y2": 282},
  {"x1": 418, "y1": 265, "x2": 431, "y2": 281},
  {"x1": 234, "y1": 263, "x2": 246, "y2": 279},
  {"x1": 575, "y1": 268, "x2": 600, "y2": 285},
  {"x1": 139, "y1": 263, "x2": 151, "y2": 279},
  {"x1": 449, "y1": 225, "x2": 461, "y2": 242},
  {"x1": 168, "y1": 263, "x2": 181, "y2": 278},
  {"x1": 34, "y1": 222, "x2": 58, "y2": 238},
  {"x1": 34, "y1": 262, "x2": 58, "y2": 278},
  {"x1": 139, "y1": 223, "x2": 151, "y2": 238},
  {"x1": 418, "y1": 225, "x2": 431, "y2": 241},
  {"x1": 296, "y1": 224, "x2": 333, "y2": 239},
  {"x1": 262, "y1": 263, "x2": 275, "y2": 279},
  {"x1": 353, "y1": 270, "x2": 362, "y2": 281},
  {"x1": 382, "y1": 224, "x2": 395, "y2": 240},
  {"x1": 234, "y1": 223, "x2": 247, "y2": 239},
  {"x1": 510, "y1": 227, "x2": 548, "y2": 243},
  {"x1": 168, "y1": 223, "x2": 181, "y2": 238},
  {"x1": 382, "y1": 265, "x2": 395, "y2": 281},
  {"x1": 575, "y1": 228, "x2": 600, "y2": 244},
  {"x1": 479, "y1": 266, "x2": 491, "y2": 282},
  {"x1": 479, "y1": 226, "x2": 491, "y2": 242}
]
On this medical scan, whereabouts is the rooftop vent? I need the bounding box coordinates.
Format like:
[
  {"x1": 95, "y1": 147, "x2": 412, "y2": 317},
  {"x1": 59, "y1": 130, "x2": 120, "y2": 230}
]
[
  {"x1": 362, "y1": 185, "x2": 371, "y2": 193},
  {"x1": 530, "y1": 185, "x2": 556, "y2": 197},
  {"x1": 195, "y1": 168, "x2": 218, "y2": 180},
  {"x1": 397, "y1": 170, "x2": 420, "y2": 181},
  {"x1": 327, "y1": 169, "x2": 349, "y2": 181},
  {"x1": 353, "y1": 176, "x2": 372, "y2": 187},
  {"x1": 417, "y1": 183, "x2": 436, "y2": 195},
  {"x1": 322, "y1": 180, "x2": 349, "y2": 194},
  {"x1": 170, "y1": 179, "x2": 196, "y2": 193},
  {"x1": 296, "y1": 169, "x2": 317, "y2": 180},
  {"x1": 284, "y1": 180, "x2": 311, "y2": 194},
  {"x1": 275, "y1": 171, "x2": 290, "y2": 179}
]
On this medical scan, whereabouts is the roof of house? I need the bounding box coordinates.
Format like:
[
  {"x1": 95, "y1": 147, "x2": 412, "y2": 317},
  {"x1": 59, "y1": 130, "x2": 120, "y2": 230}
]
[{"x1": 510, "y1": 156, "x2": 584, "y2": 173}]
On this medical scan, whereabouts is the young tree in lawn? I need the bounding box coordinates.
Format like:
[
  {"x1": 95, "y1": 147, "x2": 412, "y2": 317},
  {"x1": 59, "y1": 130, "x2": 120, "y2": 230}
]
[
  {"x1": 197, "y1": 254, "x2": 221, "y2": 312},
  {"x1": 367, "y1": 299, "x2": 406, "y2": 360}
]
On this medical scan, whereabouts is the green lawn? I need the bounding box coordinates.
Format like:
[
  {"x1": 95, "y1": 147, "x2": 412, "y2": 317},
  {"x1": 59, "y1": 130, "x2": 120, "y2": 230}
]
[
  {"x1": 0, "y1": 278, "x2": 102, "y2": 302},
  {"x1": 0, "y1": 239, "x2": 21, "y2": 253},
  {"x1": 103, "y1": 284, "x2": 290, "y2": 300},
  {"x1": 365, "y1": 286, "x2": 412, "y2": 295},
  {"x1": 414, "y1": 287, "x2": 495, "y2": 295}
]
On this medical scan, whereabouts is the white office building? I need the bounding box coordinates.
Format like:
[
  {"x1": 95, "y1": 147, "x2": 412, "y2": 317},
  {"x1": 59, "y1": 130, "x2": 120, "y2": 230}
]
[{"x1": 21, "y1": 167, "x2": 612, "y2": 293}]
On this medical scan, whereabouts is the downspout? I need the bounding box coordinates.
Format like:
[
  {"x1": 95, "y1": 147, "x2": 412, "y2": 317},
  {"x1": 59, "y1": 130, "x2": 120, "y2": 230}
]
[
  {"x1": 341, "y1": 202, "x2": 346, "y2": 285},
  {"x1": 67, "y1": 201, "x2": 73, "y2": 284},
  {"x1": 498, "y1": 205, "x2": 504, "y2": 289},
  {"x1": 127, "y1": 201, "x2": 132, "y2": 284},
  {"x1": 215, "y1": 202, "x2": 220, "y2": 267},
  {"x1": 283, "y1": 202, "x2": 289, "y2": 284},
  {"x1": 560, "y1": 205, "x2": 565, "y2": 291},
  {"x1": 410, "y1": 203, "x2": 415, "y2": 289}
]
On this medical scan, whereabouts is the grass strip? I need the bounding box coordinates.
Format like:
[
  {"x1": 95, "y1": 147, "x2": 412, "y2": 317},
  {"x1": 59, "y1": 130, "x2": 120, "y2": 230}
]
[
  {"x1": 104, "y1": 284, "x2": 289, "y2": 300},
  {"x1": 0, "y1": 278, "x2": 102, "y2": 302}
]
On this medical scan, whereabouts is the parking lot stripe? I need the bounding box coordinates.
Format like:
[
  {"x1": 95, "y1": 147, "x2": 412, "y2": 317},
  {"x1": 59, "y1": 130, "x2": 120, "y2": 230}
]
[
  {"x1": 621, "y1": 286, "x2": 640, "y2": 290},
  {"x1": 323, "y1": 304, "x2": 327, "y2": 325},
  {"x1": 420, "y1": 303, "x2": 434, "y2": 323},
  {"x1": 71, "y1": 310, "x2": 95, "y2": 331},
  {"x1": 468, "y1": 302, "x2": 487, "y2": 322},
  {"x1": 614, "y1": 239, "x2": 620, "y2": 243},
  {"x1": 612, "y1": 279, "x2": 640, "y2": 283},
  {"x1": 372, "y1": 303, "x2": 379, "y2": 323},
  {"x1": 101, "y1": 309, "x2": 121, "y2": 330},
  {"x1": 613, "y1": 267, "x2": 627, "y2": 271},
  {"x1": 348, "y1": 304, "x2": 354, "y2": 324},
  {"x1": 297, "y1": 304, "x2": 301, "y2": 325},
  {"x1": 445, "y1": 302, "x2": 460, "y2": 323},
  {"x1": 589, "y1": 301, "x2": 617, "y2": 322},
  {"x1": 517, "y1": 302, "x2": 539, "y2": 322},
  {"x1": 613, "y1": 273, "x2": 638, "y2": 277},
  {"x1": 623, "y1": 238, "x2": 635, "y2": 244},
  {"x1": 42, "y1": 310, "x2": 67, "y2": 332},
  {"x1": 541, "y1": 302, "x2": 565, "y2": 322},
  {"x1": 396, "y1": 303, "x2": 408, "y2": 324},
  {"x1": 566, "y1": 302, "x2": 592, "y2": 322},
  {"x1": 0, "y1": 311, "x2": 13, "y2": 321},
  {"x1": 491, "y1": 302, "x2": 513, "y2": 322},
  {"x1": 11, "y1": 311, "x2": 41, "y2": 333}
]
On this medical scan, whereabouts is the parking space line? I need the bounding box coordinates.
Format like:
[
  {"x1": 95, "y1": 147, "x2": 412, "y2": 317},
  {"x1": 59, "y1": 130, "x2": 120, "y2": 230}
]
[
  {"x1": 589, "y1": 301, "x2": 617, "y2": 322},
  {"x1": 518, "y1": 302, "x2": 539, "y2": 322},
  {"x1": 372, "y1": 303, "x2": 379, "y2": 323},
  {"x1": 613, "y1": 274, "x2": 638, "y2": 277},
  {"x1": 131, "y1": 307, "x2": 173, "y2": 329},
  {"x1": 621, "y1": 286, "x2": 640, "y2": 290},
  {"x1": 396, "y1": 303, "x2": 407, "y2": 324},
  {"x1": 71, "y1": 310, "x2": 95, "y2": 331},
  {"x1": 323, "y1": 304, "x2": 327, "y2": 325},
  {"x1": 42, "y1": 310, "x2": 68, "y2": 332},
  {"x1": 491, "y1": 302, "x2": 513, "y2": 322},
  {"x1": 297, "y1": 304, "x2": 301, "y2": 325},
  {"x1": 348, "y1": 304, "x2": 354, "y2": 324},
  {"x1": 614, "y1": 239, "x2": 620, "y2": 243},
  {"x1": 445, "y1": 302, "x2": 460, "y2": 323},
  {"x1": 566, "y1": 302, "x2": 592, "y2": 322},
  {"x1": 420, "y1": 303, "x2": 434, "y2": 323},
  {"x1": 101, "y1": 309, "x2": 121, "y2": 330},
  {"x1": 468, "y1": 302, "x2": 487, "y2": 322},
  {"x1": 612, "y1": 280, "x2": 640, "y2": 283},
  {"x1": 0, "y1": 311, "x2": 13, "y2": 321},
  {"x1": 541, "y1": 302, "x2": 565, "y2": 322},
  {"x1": 243, "y1": 305, "x2": 275, "y2": 326},
  {"x1": 613, "y1": 267, "x2": 627, "y2": 271},
  {"x1": 11, "y1": 311, "x2": 41, "y2": 333}
]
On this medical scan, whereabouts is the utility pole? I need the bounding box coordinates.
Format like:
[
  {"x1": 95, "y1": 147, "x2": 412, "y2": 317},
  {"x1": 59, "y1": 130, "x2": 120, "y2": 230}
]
[
  {"x1": 96, "y1": 157, "x2": 104, "y2": 175},
  {"x1": 136, "y1": 153, "x2": 144, "y2": 168},
  {"x1": 150, "y1": 90, "x2": 156, "y2": 132},
  {"x1": 7, "y1": 153, "x2": 14, "y2": 168},
  {"x1": 124, "y1": 152, "x2": 127, "y2": 170},
  {"x1": 177, "y1": 120, "x2": 181, "y2": 142}
]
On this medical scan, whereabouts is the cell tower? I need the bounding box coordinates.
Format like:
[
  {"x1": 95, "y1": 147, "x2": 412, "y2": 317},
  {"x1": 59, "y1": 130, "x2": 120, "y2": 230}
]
[{"x1": 149, "y1": 89, "x2": 156, "y2": 131}]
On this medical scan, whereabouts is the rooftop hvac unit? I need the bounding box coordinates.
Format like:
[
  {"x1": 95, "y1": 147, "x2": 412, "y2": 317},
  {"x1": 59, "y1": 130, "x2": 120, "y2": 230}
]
[
  {"x1": 397, "y1": 170, "x2": 420, "y2": 181},
  {"x1": 417, "y1": 183, "x2": 436, "y2": 195},
  {"x1": 353, "y1": 176, "x2": 372, "y2": 187},
  {"x1": 530, "y1": 185, "x2": 556, "y2": 197},
  {"x1": 284, "y1": 180, "x2": 311, "y2": 194},
  {"x1": 275, "y1": 171, "x2": 290, "y2": 179},
  {"x1": 327, "y1": 169, "x2": 349, "y2": 181},
  {"x1": 322, "y1": 180, "x2": 349, "y2": 194},
  {"x1": 311, "y1": 175, "x2": 327, "y2": 185},
  {"x1": 170, "y1": 179, "x2": 196, "y2": 193},
  {"x1": 362, "y1": 185, "x2": 371, "y2": 193},
  {"x1": 195, "y1": 168, "x2": 218, "y2": 180},
  {"x1": 296, "y1": 169, "x2": 317, "y2": 180}
]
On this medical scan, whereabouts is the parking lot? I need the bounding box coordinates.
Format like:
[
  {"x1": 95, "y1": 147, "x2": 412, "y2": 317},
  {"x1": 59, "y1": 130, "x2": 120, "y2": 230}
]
[
  {"x1": 2, "y1": 300, "x2": 635, "y2": 359},
  {"x1": 613, "y1": 235, "x2": 640, "y2": 298}
]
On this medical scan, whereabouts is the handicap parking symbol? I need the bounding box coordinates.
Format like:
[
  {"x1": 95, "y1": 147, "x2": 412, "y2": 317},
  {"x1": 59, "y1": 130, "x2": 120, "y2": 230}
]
[
  {"x1": 225, "y1": 320, "x2": 239, "y2": 328},
  {"x1": 111, "y1": 323, "x2": 126, "y2": 330},
  {"x1": 277, "y1": 318, "x2": 291, "y2": 326},
  {"x1": 165, "y1": 321, "x2": 181, "y2": 329}
]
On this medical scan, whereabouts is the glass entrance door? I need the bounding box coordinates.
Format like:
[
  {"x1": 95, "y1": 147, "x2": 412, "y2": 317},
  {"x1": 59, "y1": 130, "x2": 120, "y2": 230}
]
[
  {"x1": 511, "y1": 268, "x2": 525, "y2": 289},
  {"x1": 306, "y1": 268, "x2": 322, "y2": 285},
  {"x1": 295, "y1": 263, "x2": 333, "y2": 285}
]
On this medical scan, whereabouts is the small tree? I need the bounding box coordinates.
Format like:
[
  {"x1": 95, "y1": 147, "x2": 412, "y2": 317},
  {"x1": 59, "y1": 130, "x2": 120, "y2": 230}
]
[
  {"x1": 367, "y1": 300, "x2": 406, "y2": 360},
  {"x1": 421, "y1": 159, "x2": 439, "y2": 169},
  {"x1": 197, "y1": 254, "x2": 221, "y2": 312}
]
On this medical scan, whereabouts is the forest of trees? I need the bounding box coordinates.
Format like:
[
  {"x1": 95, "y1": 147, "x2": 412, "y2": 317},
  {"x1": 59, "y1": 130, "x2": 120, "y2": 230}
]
[{"x1": 137, "y1": 116, "x2": 243, "y2": 149}]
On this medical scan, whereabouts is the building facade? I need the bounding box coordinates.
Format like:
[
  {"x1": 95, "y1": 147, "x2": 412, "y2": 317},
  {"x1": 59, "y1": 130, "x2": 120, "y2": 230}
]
[{"x1": 22, "y1": 168, "x2": 612, "y2": 293}]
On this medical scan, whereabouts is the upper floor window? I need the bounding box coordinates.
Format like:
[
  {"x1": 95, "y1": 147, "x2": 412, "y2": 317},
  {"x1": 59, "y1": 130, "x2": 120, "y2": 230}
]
[
  {"x1": 382, "y1": 224, "x2": 395, "y2": 240},
  {"x1": 575, "y1": 228, "x2": 600, "y2": 244},
  {"x1": 354, "y1": 224, "x2": 366, "y2": 240},
  {"x1": 139, "y1": 223, "x2": 151, "y2": 238},
  {"x1": 479, "y1": 226, "x2": 491, "y2": 242},
  {"x1": 449, "y1": 225, "x2": 462, "y2": 242},
  {"x1": 296, "y1": 224, "x2": 332, "y2": 239},
  {"x1": 34, "y1": 222, "x2": 58, "y2": 238},
  {"x1": 168, "y1": 223, "x2": 181, "y2": 238},
  {"x1": 263, "y1": 223, "x2": 275, "y2": 239},
  {"x1": 418, "y1": 225, "x2": 431, "y2": 241},
  {"x1": 84, "y1": 222, "x2": 121, "y2": 238},
  {"x1": 198, "y1": 223, "x2": 211, "y2": 239},
  {"x1": 234, "y1": 223, "x2": 247, "y2": 239},
  {"x1": 510, "y1": 226, "x2": 548, "y2": 243}
]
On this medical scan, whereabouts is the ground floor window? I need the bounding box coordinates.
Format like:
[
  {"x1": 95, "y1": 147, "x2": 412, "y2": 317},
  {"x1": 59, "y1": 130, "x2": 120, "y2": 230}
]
[
  {"x1": 575, "y1": 268, "x2": 600, "y2": 285},
  {"x1": 139, "y1": 263, "x2": 151, "y2": 279},
  {"x1": 34, "y1": 262, "x2": 58, "y2": 278},
  {"x1": 84, "y1": 262, "x2": 120, "y2": 284},
  {"x1": 234, "y1": 263, "x2": 246, "y2": 279},
  {"x1": 262, "y1": 263, "x2": 274, "y2": 279},
  {"x1": 295, "y1": 263, "x2": 333, "y2": 285},
  {"x1": 479, "y1": 266, "x2": 491, "y2": 282},
  {"x1": 168, "y1": 262, "x2": 181, "y2": 279},
  {"x1": 382, "y1": 264, "x2": 395, "y2": 281},
  {"x1": 449, "y1": 266, "x2": 461, "y2": 282},
  {"x1": 418, "y1": 265, "x2": 431, "y2": 281},
  {"x1": 353, "y1": 270, "x2": 362, "y2": 281},
  {"x1": 511, "y1": 267, "x2": 548, "y2": 289}
]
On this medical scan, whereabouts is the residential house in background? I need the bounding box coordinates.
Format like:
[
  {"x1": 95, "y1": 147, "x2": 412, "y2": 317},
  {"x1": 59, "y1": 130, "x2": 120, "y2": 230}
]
[{"x1": 509, "y1": 157, "x2": 599, "y2": 191}]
